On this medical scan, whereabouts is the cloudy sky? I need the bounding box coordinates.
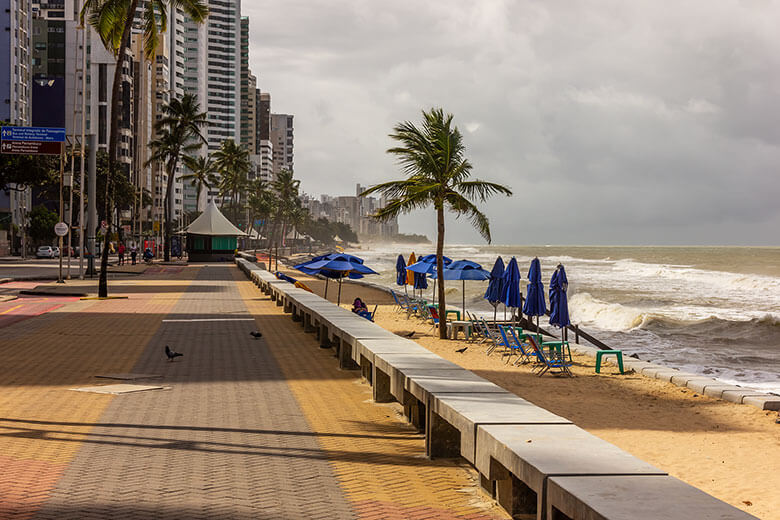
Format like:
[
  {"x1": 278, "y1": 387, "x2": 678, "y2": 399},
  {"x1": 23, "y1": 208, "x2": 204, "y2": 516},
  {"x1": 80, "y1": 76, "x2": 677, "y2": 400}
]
[{"x1": 246, "y1": 0, "x2": 780, "y2": 246}]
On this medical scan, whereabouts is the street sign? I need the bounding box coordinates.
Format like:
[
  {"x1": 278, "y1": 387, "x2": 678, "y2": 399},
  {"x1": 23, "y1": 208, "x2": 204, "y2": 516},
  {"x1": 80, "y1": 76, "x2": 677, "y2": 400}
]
[
  {"x1": 54, "y1": 222, "x2": 69, "y2": 236},
  {"x1": 0, "y1": 140, "x2": 61, "y2": 155},
  {"x1": 0, "y1": 126, "x2": 66, "y2": 142}
]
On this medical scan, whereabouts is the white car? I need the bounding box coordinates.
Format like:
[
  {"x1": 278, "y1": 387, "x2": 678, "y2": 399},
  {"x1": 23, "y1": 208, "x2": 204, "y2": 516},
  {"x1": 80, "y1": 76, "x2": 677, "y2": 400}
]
[
  {"x1": 36, "y1": 246, "x2": 55, "y2": 258},
  {"x1": 52, "y1": 247, "x2": 60, "y2": 258}
]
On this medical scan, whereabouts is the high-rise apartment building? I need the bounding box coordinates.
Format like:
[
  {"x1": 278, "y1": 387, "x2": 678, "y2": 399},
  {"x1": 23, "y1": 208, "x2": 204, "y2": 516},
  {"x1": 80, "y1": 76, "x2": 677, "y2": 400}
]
[
  {"x1": 239, "y1": 16, "x2": 256, "y2": 153},
  {"x1": 1, "y1": 0, "x2": 32, "y2": 125},
  {"x1": 270, "y1": 113, "x2": 293, "y2": 175},
  {"x1": 184, "y1": 0, "x2": 241, "y2": 151}
]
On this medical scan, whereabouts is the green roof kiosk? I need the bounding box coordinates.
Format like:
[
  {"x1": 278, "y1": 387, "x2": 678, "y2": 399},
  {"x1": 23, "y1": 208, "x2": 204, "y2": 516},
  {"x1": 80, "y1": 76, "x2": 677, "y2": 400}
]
[{"x1": 184, "y1": 201, "x2": 247, "y2": 262}]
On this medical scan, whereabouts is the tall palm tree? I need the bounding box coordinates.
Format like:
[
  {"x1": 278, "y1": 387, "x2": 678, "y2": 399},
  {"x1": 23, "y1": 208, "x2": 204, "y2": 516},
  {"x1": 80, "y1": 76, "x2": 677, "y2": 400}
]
[
  {"x1": 81, "y1": 0, "x2": 208, "y2": 296},
  {"x1": 213, "y1": 139, "x2": 251, "y2": 224},
  {"x1": 269, "y1": 169, "x2": 301, "y2": 248},
  {"x1": 361, "y1": 108, "x2": 512, "y2": 339},
  {"x1": 247, "y1": 179, "x2": 275, "y2": 242},
  {"x1": 147, "y1": 94, "x2": 207, "y2": 261},
  {"x1": 182, "y1": 155, "x2": 217, "y2": 210}
]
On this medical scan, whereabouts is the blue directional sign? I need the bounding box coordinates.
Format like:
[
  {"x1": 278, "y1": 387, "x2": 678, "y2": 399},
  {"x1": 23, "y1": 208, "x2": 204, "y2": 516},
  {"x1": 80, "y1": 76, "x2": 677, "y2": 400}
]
[{"x1": 0, "y1": 126, "x2": 66, "y2": 142}]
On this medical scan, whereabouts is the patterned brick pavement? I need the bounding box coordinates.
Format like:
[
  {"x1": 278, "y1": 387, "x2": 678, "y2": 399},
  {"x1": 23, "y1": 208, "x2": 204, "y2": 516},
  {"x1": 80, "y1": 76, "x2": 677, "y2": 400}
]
[{"x1": 1, "y1": 265, "x2": 507, "y2": 519}]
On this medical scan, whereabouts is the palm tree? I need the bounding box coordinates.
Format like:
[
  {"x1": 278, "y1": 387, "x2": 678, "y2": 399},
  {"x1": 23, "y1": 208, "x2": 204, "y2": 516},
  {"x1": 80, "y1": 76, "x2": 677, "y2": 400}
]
[
  {"x1": 181, "y1": 155, "x2": 217, "y2": 210},
  {"x1": 81, "y1": 0, "x2": 208, "y2": 296},
  {"x1": 269, "y1": 169, "x2": 301, "y2": 249},
  {"x1": 361, "y1": 108, "x2": 512, "y2": 339},
  {"x1": 147, "y1": 94, "x2": 207, "y2": 261},
  {"x1": 247, "y1": 179, "x2": 275, "y2": 243},
  {"x1": 213, "y1": 139, "x2": 251, "y2": 224}
]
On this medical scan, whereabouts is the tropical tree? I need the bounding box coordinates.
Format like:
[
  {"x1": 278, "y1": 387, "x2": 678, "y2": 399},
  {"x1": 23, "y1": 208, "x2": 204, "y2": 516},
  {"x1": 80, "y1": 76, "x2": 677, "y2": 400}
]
[
  {"x1": 147, "y1": 94, "x2": 207, "y2": 261},
  {"x1": 247, "y1": 179, "x2": 275, "y2": 241},
  {"x1": 269, "y1": 169, "x2": 301, "y2": 248},
  {"x1": 181, "y1": 155, "x2": 217, "y2": 210},
  {"x1": 213, "y1": 139, "x2": 251, "y2": 224},
  {"x1": 361, "y1": 108, "x2": 512, "y2": 339},
  {"x1": 81, "y1": 0, "x2": 208, "y2": 295}
]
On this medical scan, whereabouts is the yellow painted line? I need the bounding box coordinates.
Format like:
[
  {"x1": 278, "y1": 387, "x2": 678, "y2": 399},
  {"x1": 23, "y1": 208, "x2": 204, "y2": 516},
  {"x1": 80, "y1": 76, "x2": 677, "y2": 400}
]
[{"x1": 0, "y1": 304, "x2": 24, "y2": 315}]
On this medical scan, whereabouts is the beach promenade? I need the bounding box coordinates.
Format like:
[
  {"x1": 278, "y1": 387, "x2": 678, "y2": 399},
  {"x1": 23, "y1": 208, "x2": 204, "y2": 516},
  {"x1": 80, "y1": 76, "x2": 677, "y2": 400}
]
[{"x1": 0, "y1": 264, "x2": 507, "y2": 519}]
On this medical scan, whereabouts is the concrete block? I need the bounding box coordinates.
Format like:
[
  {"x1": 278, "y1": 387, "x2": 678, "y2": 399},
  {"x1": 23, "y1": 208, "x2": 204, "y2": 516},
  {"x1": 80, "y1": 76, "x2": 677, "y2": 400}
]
[
  {"x1": 639, "y1": 364, "x2": 672, "y2": 378},
  {"x1": 429, "y1": 392, "x2": 571, "y2": 464},
  {"x1": 353, "y1": 338, "x2": 428, "y2": 366},
  {"x1": 703, "y1": 384, "x2": 744, "y2": 399},
  {"x1": 685, "y1": 378, "x2": 721, "y2": 394},
  {"x1": 547, "y1": 475, "x2": 758, "y2": 520},
  {"x1": 743, "y1": 395, "x2": 780, "y2": 411},
  {"x1": 476, "y1": 424, "x2": 665, "y2": 520},
  {"x1": 650, "y1": 369, "x2": 686, "y2": 383},
  {"x1": 406, "y1": 371, "x2": 509, "y2": 403},
  {"x1": 720, "y1": 389, "x2": 773, "y2": 405}
]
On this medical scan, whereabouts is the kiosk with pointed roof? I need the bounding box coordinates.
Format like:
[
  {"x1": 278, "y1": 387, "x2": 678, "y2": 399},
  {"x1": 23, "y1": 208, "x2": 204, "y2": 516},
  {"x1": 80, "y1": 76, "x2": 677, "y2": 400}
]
[{"x1": 184, "y1": 201, "x2": 247, "y2": 261}]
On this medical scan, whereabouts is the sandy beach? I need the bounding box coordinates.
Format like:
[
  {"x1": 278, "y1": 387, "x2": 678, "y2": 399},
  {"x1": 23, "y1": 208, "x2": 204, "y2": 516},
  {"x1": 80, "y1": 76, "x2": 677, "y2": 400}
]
[{"x1": 281, "y1": 263, "x2": 780, "y2": 520}]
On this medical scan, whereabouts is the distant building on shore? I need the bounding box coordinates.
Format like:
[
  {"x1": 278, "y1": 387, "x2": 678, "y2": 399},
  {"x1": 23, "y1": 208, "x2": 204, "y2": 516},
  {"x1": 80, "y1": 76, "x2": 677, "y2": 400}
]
[{"x1": 301, "y1": 184, "x2": 399, "y2": 240}]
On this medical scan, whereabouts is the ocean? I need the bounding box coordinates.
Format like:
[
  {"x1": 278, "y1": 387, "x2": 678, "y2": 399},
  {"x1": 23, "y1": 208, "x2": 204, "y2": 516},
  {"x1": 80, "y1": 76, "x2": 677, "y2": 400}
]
[{"x1": 352, "y1": 244, "x2": 780, "y2": 395}]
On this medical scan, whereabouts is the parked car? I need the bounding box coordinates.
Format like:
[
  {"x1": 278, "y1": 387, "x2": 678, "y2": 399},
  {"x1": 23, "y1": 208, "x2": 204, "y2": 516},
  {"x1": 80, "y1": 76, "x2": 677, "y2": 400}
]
[
  {"x1": 36, "y1": 246, "x2": 55, "y2": 258},
  {"x1": 52, "y1": 247, "x2": 60, "y2": 258}
]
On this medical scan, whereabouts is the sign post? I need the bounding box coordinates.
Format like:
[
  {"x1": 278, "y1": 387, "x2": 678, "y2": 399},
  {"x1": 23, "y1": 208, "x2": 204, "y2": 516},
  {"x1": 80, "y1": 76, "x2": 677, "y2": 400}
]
[{"x1": 1, "y1": 127, "x2": 66, "y2": 277}]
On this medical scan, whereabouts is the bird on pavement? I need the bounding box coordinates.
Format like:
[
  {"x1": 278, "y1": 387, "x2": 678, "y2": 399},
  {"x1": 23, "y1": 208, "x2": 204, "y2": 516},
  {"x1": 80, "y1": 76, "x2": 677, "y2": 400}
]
[
  {"x1": 165, "y1": 345, "x2": 183, "y2": 361},
  {"x1": 404, "y1": 331, "x2": 416, "y2": 338},
  {"x1": 250, "y1": 331, "x2": 263, "y2": 339},
  {"x1": 455, "y1": 346, "x2": 468, "y2": 353}
]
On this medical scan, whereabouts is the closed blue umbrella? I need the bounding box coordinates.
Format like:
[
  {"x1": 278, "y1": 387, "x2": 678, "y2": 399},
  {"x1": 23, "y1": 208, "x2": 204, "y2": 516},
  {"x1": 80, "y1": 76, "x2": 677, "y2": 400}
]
[
  {"x1": 484, "y1": 257, "x2": 505, "y2": 303},
  {"x1": 413, "y1": 271, "x2": 428, "y2": 291},
  {"x1": 522, "y1": 257, "x2": 546, "y2": 333},
  {"x1": 549, "y1": 264, "x2": 570, "y2": 339},
  {"x1": 435, "y1": 259, "x2": 490, "y2": 315},
  {"x1": 395, "y1": 254, "x2": 407, "y2": 286},
  {"x1": 501, "y1": 257, "x2": 522, "y2": 323}
]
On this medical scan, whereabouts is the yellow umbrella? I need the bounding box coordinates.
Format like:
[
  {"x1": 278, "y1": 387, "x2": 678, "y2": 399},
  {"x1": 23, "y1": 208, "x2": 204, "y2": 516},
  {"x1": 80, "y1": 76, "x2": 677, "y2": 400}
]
[{"x1": 406, "y1": 252, "x2": 416, "y2": 286}]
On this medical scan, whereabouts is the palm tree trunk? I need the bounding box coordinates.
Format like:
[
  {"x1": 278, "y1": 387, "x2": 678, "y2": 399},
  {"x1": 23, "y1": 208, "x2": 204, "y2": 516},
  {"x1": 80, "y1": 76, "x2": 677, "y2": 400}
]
[
  {"x1": 436, "y1": 204, "x2": 447, "y2": 339},
  {"x1": 98, "y1": 0, "x2": 140, "y2": 298},
  {"x1": 163, "y1": 156, "x2": 179, "y2": 262}
]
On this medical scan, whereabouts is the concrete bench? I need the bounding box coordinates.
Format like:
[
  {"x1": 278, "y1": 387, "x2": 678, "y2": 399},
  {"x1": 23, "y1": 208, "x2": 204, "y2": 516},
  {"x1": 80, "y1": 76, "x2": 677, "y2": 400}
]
[
  {"x1": 373, "y1": 352, "x2": 462, "y2": 402},
  {"x1": 352, "y1": 338, "x2": 430, "y2": 383},
  {"x1": 547, "y1": 475, "x2": 758, "y2": 520},
  {"x1": 428, "y1": 392, "x2": 571, "y2": 463},
  {"x1": 334, "y1": 322, "x2": 399, "y2": 369},
  {"x1": 475, "y1": 424, "x2": 666, "y2": 519}
]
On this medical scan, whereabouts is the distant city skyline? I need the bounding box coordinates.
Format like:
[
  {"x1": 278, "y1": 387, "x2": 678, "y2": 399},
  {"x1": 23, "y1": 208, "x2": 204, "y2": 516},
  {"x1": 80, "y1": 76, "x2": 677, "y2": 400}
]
[{"x1": 247, "y1": 0, "x2": 780, "y2": 246}]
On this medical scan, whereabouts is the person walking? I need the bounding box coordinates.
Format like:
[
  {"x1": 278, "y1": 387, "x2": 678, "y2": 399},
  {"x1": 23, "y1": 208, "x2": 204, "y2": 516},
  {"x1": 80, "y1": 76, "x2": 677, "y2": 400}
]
[
  {"x1": 118, "y1": 242, "x2": 126, "y2": 266},
  {"x1": 130, "y1": 245, "x2": 138, "y2": 265}
]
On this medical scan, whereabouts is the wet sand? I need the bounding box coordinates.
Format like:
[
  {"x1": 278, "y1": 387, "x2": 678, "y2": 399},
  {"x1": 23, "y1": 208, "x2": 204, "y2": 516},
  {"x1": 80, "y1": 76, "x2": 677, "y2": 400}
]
[{"x1": 282, "y1": 265, "x2": 780, "y2": 519}]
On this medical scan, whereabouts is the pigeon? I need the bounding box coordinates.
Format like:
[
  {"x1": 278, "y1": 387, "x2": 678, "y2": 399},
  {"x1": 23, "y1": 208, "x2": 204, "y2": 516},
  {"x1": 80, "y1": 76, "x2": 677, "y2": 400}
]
[
  {"x1": 404, "y1": 331, "x2": 416, "y2": 338},
  {"x1": 455, "y1": 346, "x2": 468, "y2": 353},
  {"x1": 250, "y1": 331, "x2": 263, "y2": 339},
  {"x1": 165, "y1": 345, "x2": 183, "y2": 361}
]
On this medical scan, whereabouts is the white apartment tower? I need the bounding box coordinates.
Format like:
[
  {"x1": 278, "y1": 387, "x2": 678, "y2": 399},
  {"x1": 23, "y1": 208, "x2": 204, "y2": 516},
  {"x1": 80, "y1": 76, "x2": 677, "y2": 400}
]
[{"x1": 270, "y1": 113, "x2": 293, "y2": 175}]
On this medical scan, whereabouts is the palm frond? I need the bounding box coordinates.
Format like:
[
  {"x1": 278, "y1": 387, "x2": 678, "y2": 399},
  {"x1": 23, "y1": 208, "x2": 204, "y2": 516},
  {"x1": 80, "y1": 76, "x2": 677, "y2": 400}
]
[
  {"x1": 455, "y1": 180, "x2": 513, "y2": 202},
  {"x1": 445, "y1": 193, "x2": 492, "y2": 243}
]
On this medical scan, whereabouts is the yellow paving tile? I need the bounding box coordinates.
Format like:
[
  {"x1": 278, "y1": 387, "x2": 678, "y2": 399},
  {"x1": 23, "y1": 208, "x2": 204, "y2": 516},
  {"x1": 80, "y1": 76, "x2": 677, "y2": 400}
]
[{"x1": 236, "y1": 271, "x2": 509, "y2": 519}]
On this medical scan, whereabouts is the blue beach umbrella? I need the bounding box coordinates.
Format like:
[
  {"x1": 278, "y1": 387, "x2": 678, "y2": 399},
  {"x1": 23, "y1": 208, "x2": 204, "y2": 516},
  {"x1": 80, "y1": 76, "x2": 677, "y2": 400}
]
[
  {"x1": 294, "y1": 253, "x2": 377, "y2": 304},
  {"x1": 484, "y1": 257, "x2": 505, "y2": 304},
  {"x1": 549, "y1": 264, "x2": 570, "y2": 339},
  {"x1": 435, "y1": 259, "x2": 490, "y2": 315},
  {"x1": 413, "y1": 271, "x2": 428, "y2": 291},
  {"x1": 522, "y1": 257, "x2": 547, "y2": 333},
  {"x1": 408, "y1": 254, "x2": 452, "y2": 301},
  {"x1": 395, "y1": 254, "x2": 407, "y2": 294},
  {"x1": 501, "y1": 257, "x2": 522, "y2": 323}
]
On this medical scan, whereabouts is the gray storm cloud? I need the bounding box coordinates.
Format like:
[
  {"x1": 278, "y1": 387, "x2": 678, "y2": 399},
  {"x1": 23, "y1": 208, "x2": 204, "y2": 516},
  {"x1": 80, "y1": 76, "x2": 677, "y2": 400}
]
[{"x1": 246, "y1": 0, "x2": 780, "y2": 245}]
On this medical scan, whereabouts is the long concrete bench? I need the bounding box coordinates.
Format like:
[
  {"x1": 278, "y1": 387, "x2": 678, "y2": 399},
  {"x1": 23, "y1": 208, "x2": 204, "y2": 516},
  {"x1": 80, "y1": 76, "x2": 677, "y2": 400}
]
[
  {"x1": 429, "y1": 392, "x2": 571, "y2": 464},
  {"x1": 235, "y1": 258, "x2": 762, "y2": 519},
  {"x1": 475, "y1": 424, "x2": 667, "y2": 519},
  {"x1": 547, "y1": 475, "x2": 758, "y2": 520}
]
